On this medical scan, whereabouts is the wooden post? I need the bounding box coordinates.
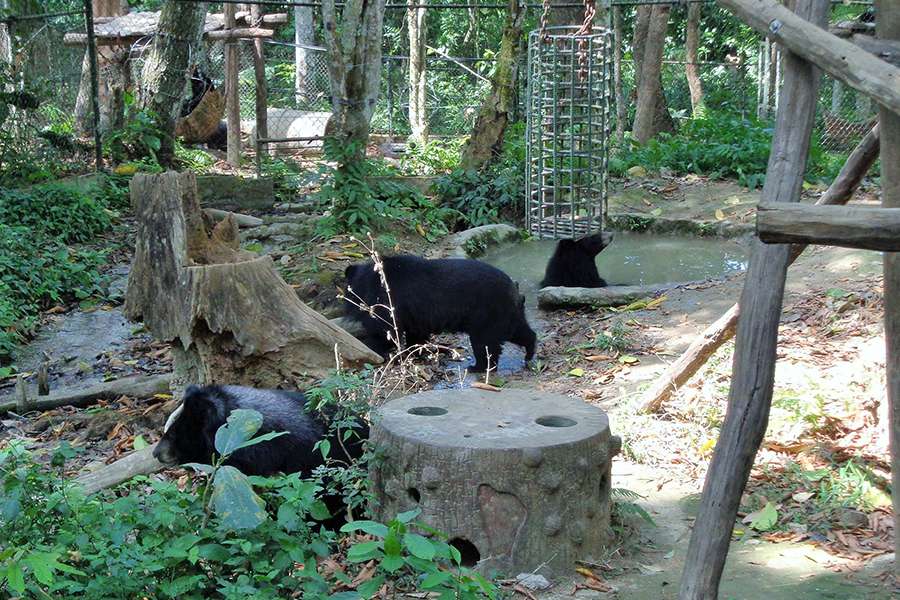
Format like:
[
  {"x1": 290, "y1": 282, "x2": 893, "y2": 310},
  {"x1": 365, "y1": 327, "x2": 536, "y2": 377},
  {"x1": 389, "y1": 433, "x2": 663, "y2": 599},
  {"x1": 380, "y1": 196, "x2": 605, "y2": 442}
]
[
  {"x1": 677, "y1": 1, "x2": 829, "y2": 598},
  {"x1": 249, "y1": 2, "x2": 268, "y2": 162},
  {"x1": 224, "y1": 3, "x2": 241, "y2": 167},
  {"x1": 875, "y1": 0, "x2": 900, "y2": 577},
  {"x1": 640, "y1": 123, "x2": 880, "y2": 415}
]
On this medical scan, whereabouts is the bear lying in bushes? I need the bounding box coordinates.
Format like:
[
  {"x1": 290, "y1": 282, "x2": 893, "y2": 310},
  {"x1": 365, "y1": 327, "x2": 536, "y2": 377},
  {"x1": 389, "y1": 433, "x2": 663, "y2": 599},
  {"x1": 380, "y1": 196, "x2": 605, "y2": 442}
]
[
  {"x1": 541, "y1": 231, "x2": 614, "y2": 288},
  {"x1": 343, "y1": 255, "x2": 537, "y2": 372},
  {"x1": 154, "y1": 385, "x2": 368, "y2": 528}
]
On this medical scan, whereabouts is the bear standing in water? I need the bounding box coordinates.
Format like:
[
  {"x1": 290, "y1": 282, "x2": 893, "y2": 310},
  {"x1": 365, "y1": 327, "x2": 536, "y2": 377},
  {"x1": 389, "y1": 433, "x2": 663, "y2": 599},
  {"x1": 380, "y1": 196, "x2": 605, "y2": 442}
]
[
  {"x1": 343, "y1": 255, "x2": 537, "y2": 372},
  {"x1": 541, "y1": 231, "x2": 614, "y2": 288}
]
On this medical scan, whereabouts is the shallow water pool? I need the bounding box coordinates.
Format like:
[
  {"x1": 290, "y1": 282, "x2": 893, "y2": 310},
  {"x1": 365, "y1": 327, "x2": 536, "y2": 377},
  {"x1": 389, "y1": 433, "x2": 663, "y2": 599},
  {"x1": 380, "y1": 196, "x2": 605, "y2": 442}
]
[{"x1": 483, "y1": 232, "x2": 748, "y2": 299}]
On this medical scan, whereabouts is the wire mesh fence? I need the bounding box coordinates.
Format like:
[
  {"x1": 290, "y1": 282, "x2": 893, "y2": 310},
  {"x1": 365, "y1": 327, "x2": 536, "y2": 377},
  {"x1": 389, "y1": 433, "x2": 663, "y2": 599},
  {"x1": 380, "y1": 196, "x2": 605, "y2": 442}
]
[{"x1": 0, "y1": 0, "x2": 878, "y2": 187}]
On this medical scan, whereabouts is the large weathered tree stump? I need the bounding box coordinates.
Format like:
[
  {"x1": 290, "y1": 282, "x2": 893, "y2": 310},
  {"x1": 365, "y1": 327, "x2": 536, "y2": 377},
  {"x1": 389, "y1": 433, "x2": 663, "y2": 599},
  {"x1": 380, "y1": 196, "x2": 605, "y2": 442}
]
[
  {"x1": 124, "y1": 171, "x2": 380, "y2": 394},
  {"x1": 370, "y1": 388, "x2": 620, "y2": 577}
]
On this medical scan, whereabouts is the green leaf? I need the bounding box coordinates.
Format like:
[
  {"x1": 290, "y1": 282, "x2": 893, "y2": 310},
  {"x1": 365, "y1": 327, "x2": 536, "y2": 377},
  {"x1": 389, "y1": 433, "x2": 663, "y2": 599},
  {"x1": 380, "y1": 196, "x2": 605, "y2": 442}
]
[
  {"x1": 214, "y1": 409, "x2": 264, "y2": 456},
  {"x1": 231, "y1": 430, "x2": 288, "y2": 453},
  {"x1": 383, "y1": 528, "x2": 402, "y2": 557},
  {"x1": 340, "y1": 520, "x2": 390, "y2": 537},
  {"x1": 568, "y1": 367, "x2": 585, "y2": 377},
  {"x1": 747, "y1": 502, "x2": 778, "y2": 532},
  {"x1": 396, "y1": 508, "x2": 420, "y2": 523},
  {"x1": 346, "y1": 541, "x2": 382, "y2": 563},
  {"x1": 5, "y1": 563, "x2": 25, "y2": 592},
  {"x1": 402, "y1": 533, "x2": 435, "y2": 560},
  {"x1": 356, "y1": 575, "x2": 385, "y2": 598},
  {"x1": 210, "y1": 465, "x2": 267, "y2": 530},
  {"x1": 133, "y1": 434, "x2": 148, "y2": 450},
  {"x1": 310, "y1": 500, "x2": 333, "y2": 522},
  {"x1": 420, "y1": 570, "x2": 452, "y2": 589},
  {"x1": 318, "y1": 439, "x2": 331, "y2": 459},
  {"x1": 380, "y1": 554, "x2": 404, "y2": 573}
]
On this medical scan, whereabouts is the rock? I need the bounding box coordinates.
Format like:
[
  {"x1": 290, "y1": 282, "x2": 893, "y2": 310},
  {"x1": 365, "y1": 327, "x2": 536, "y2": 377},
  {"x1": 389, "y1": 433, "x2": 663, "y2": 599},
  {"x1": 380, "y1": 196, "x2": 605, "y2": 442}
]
[
  {"x1": 435, "y1": 223, "x2": 523, "y2": 258},
  {"x1": 516, "y1": 573, "x2": 552, "y2": 590},
  {"x1": 836, "y1": 508, "x2": 868, "y2": 529},
  {"x1": 626, "y1": 165, "x2": 648, "y2": 178}
]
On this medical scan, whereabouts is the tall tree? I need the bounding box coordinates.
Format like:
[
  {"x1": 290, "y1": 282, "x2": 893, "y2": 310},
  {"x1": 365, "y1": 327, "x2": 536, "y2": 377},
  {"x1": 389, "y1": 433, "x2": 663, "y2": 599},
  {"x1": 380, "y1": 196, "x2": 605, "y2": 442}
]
[
  {"x1": 684, "y1": 2, "x2": 705, "y2": 117},
  {"x1": 407, "y1": 0, "x2": 427, "y2": 141},
  {"x1": 294, "y1": 3, "x2": 314, "y2": 102},
  {"x1": 138, "y1": 0, "x2": 208, "y2": 166},
  {"x1": 321, "y1": 0, "x2": 387, "y2": 161},
  {"x1": 631, "y1": 4, "x2": 674, "y2": 143},
  {"x1": 459, "y1": 0, "x2": 524, "y2": 171}
]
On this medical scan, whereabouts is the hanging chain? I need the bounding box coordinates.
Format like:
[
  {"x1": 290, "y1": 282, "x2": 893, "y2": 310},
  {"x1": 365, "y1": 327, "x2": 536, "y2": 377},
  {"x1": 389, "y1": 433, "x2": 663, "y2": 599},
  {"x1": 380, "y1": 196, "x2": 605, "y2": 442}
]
[
  {"x1": 539, "y1": 0, "x2": 551, "y2": 41},
  {"x1": 574, "y1": 0, "x2": 595, "y2": 80}
]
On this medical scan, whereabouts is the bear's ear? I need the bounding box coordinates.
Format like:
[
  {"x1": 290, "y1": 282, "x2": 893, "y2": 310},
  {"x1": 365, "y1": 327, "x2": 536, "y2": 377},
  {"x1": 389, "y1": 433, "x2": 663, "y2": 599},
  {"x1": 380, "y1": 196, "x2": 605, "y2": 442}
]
[
  {"x1": 557, "y1": 239, "x2": 576, "y2": 251},
  {"x1": 182, "y1": 385, "x2": 217, "y2": 416},
  {"x1": 345, "y1": 264, "x2": 359, "y2": 280}
]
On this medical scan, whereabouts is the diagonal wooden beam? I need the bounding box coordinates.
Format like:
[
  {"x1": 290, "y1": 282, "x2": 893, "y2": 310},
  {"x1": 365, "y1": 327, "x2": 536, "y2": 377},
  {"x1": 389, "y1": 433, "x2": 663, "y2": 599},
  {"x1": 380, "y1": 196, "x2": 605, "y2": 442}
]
[{"x1": 717, "y1": 0, "x2": 900, "y2": 116}]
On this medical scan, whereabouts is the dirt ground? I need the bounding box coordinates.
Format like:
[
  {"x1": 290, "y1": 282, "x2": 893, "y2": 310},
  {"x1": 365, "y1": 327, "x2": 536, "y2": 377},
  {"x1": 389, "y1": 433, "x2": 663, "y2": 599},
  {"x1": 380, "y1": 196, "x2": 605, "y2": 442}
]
[{"x1": 1, "y1": 175, "x2": 894, "y2": 598}]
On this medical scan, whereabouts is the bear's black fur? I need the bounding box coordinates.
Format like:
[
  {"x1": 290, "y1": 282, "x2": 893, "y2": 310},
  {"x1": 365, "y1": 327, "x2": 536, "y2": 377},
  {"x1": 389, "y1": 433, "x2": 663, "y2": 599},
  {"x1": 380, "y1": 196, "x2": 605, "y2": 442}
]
[
  {"x1": 344, "y1": 255, "x2": 537, "y2": 372},
  {"x1": 540, "y1": 231, "x2": 614, "y2": 288},
  {"x1": 153, "y1": 385, "x2": 368, "y2": 528}
]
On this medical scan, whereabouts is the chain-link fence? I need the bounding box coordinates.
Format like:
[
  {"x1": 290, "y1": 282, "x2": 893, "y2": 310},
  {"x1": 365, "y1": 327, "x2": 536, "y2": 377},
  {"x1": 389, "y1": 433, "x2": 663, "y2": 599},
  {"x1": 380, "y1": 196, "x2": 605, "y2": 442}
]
[{"x1": 0, "y1": 5, "x2": 99, "y2": 185}]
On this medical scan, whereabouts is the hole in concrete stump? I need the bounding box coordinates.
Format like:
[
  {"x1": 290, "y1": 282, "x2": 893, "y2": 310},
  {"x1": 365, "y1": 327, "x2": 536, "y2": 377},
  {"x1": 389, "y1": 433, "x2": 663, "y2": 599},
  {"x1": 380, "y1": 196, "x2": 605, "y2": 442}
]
[
  {"x1": 449, "y1": 537, "x2": 480, "y2": 567},
  {"x1": 407, "y1": 406, "x2": 448, "y2": 416},
  {"x1": 407, "y1": 487, "x2": 421, "y2": 503},
  {"x1": 463, "y1": 434, "x2": 472, "y2": 438},
  {"x1": 535, "y1": 415, "x2": 577, "y2": 428}
]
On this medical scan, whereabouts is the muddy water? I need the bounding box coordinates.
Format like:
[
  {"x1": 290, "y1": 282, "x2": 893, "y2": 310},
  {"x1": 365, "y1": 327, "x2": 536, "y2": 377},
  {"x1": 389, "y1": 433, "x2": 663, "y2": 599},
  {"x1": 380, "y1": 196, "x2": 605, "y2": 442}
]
[{"x1": 483, "y1": 232, "x2": 749, "y2": 301}]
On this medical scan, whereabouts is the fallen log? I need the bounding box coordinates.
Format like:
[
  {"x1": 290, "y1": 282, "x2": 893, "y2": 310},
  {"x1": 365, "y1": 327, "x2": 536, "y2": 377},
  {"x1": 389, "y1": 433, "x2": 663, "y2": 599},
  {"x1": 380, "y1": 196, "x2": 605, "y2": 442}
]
[
  {"x1": 0, "y1": 373, "x2": 172, "y2": 416},
  {"x1": 537, "y1": 283, "x2": 674, "y2": 310},
  {"x1": 204, "y1": 208, "x2": 263, "y2": 228},
  {"x1": 75, "y1": 445, "x2": 164, "y2": 495},
  {"x1": 639, "y1": 123, "x2": 881, "y2": 414}
]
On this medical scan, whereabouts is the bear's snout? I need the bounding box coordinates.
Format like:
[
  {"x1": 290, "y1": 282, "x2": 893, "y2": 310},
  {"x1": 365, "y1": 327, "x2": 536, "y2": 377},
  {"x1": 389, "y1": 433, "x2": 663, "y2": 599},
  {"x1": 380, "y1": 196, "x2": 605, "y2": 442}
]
[{"x1": 152, "y1": 438, "x2": 178, "y2": 465}]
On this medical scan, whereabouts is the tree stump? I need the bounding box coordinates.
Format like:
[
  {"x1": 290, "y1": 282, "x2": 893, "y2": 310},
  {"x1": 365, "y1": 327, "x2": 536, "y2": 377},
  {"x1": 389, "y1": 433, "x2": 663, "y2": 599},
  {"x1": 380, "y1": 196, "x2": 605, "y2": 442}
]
[
  {"x1": 370, "y1": 388, "x2": 620, "y2": 577},
  {"x1": 124, "y1": 171, "x2": 380, "y2": 395}
]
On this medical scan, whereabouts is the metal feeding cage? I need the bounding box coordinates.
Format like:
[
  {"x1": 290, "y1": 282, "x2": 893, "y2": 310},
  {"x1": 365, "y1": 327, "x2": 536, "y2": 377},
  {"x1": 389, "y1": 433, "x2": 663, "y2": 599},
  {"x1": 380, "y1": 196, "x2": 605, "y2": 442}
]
[{"x1": 525, "y1": 26, "x2": 612, "y2": 239}]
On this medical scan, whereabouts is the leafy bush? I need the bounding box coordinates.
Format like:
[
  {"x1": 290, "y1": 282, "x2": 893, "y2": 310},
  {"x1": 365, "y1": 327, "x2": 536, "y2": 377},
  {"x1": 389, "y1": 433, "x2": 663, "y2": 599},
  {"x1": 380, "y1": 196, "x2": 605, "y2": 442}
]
[
  {"x1": 434, "y1": 122, "x2": 526, "y2": 227},
  {"x1": 610, "y1": 111, "x2": 853, "y2": 188},
  {"x1": 0, "y1": 406, "x2": 499, "y2": 599},
  {"x1": 103, "y1": 92, "x2": 164, "y2": 163},
  {"x1": 315, "y1": 139, "x2": 459, "y2": 240},
  {"x1": 398, "y1": 137, "x2": 465, "y2": 175},
  {"x1": 0, "y1": 183, "x2": 111, "y2": 243}
]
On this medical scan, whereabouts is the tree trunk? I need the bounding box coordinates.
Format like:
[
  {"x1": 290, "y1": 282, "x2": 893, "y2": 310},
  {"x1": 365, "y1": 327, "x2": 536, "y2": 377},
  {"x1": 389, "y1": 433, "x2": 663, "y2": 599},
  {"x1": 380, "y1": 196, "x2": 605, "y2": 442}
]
[
  {"x1": 294, "y1": 3, "x2": 315, "y2": 103},
  {"x1": 612, "y1": 6, "x2": 625, "y2": 143},
  {"x1": 407, "y1": 0, "x2": 427, "y2": 142},
  {"x1": 677, "y1": 1, "x2": 829, "y2": 596},
  {"x1": 874, "y1": 0, "x2": 900, "y2": 577},
  {"x1": 632, "y1": 5, "x2": 674, "y2": 143},
  {"x1": 124, "y1": 171, "x2": 381, "y2": 397},
  {"x1": 321, "y1": 0, "x2": 387, "y2": 160},
  {"x1": 685, "y1": 2, "x2": 705, "y2": 117},
  {"x1": 223, "y1": 3, "x2": 240, "y2": 166},
  {"x1": 459, "y1": 0, "x2": 524, "y2": 171},
  {"x1": 250, "y1": 3, "x2": 268, "y2": 159},
  {"x1": 138, "y1": 1, "x2": 208, "y2": 166}
]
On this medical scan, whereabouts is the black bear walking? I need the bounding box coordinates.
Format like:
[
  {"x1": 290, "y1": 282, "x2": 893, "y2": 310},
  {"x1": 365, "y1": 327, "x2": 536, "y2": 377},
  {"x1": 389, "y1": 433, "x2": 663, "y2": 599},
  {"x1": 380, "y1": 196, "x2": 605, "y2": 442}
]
[
  {"x1": 541, "y1": 231, "x2": 614, "y2": 288},
  {"x1": 343, "y1": 255, "x2": 537, "y2": 372}
]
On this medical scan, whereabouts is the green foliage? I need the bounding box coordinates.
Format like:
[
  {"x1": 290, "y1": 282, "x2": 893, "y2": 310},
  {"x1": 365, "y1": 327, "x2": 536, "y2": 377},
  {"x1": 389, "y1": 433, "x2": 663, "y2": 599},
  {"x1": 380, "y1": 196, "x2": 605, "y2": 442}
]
[
  {"x1": 571, "y1": 322, "x2": 633, "y2": 354},
  {"x1": 315, "y1": 139, "x2": 459, "y2": 240},
  {"x1": 0, "y1": 183, "x2": 111, "y2": 243},
  {"x1": 398, "y1": 137, "x2": 465, "y2": 176},
  {"x1": 611, "y1": 111, "x2": 853, "y2": 188},
  {"x1": 341, "y1": 509, "x2": 498, "y2": 599},
  {"x1": 0, "y1": 181, "x2": 117, "y2": 359},
  {"x1": 103, "y1": 92, "x2": 164, "y2": 164},
  {"x1": 434, "y1": 122, "x2": 525, "y2": 227},
  {"x1": 611, "y1": 488, "x2": 655, "y2": 528}
]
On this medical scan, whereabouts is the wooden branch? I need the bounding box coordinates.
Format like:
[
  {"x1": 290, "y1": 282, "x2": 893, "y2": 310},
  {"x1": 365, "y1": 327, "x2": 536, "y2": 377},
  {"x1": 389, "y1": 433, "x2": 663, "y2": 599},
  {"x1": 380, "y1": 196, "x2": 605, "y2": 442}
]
[
  {"x1": 75, "y1": 445, "x2": 163, "y2": 495},
  {"x1": 640, "y1": 123, "x2": 881, "y2": 415},
  {"x1": 426, "y1": 44, "x2": 489, "y2": 83},
  {"x1": 205, "y1": 27, "x2": 275, "y2": 41},
  {"x1": 678, "y1": 1, "x2": 829, "y2": 597},
  {"x1": 537, "y1": 284, "x2": 674, "y2": 310},
  {"x1": 851, "y1": 35, "x2": 900, "y2": 67},
  {"x1": 204, "y1": 208, "x2": 263, "y2": 228},
  {"x1": 0, "y1": 374, "x2": 172, "y2": 416},
  {"x1": 717, "y1": 0, "x2": 900, "y2": 116},
  {"x1": 758, "y1": 203, "x2": 900, "y2": 251}
]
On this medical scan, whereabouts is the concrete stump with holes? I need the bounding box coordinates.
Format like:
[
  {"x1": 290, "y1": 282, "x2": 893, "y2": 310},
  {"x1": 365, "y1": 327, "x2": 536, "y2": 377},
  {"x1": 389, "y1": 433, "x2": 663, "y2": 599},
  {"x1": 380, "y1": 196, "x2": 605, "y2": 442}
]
[{"x1": 369, "y1": 388, "x2": 621, "y2": 577}]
